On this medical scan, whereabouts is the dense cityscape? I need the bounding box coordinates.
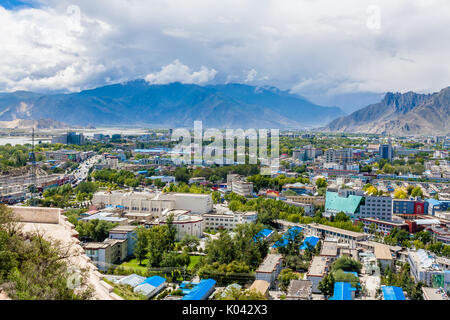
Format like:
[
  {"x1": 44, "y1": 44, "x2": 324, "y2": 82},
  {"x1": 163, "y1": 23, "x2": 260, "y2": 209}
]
[
  {"x1": 0, "y1": 1, "x2": 449, "y2": 316},
  {"x1": 0, "y1": 129, "x2": 449, "y2": 301}
]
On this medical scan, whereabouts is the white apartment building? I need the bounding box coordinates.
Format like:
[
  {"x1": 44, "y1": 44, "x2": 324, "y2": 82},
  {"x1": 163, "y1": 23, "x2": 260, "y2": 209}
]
[
  {"x1": 307, "y1": 256, "x2": 330, "y2": 293},
  {"x1": 150, "y1": 209, "x2": 204, "y2": 241},
  {"x1": 232, "y1": 180, "x2": 254, "y2": 197},
  {"x1": 92, "y1": 191, "x2": 213, "y2": 216},
  {"x1": 255, "y1": 254, "x2": 283, "y2": 289},
  {"x1": 203, "y1": 211, "x2": 258, "y2": 231},
  {"x1": 227, "y1": 174, "x2": 254, "y2": 197},
  {"x1": 408, "y1": 249, "x2": 450, "y2": 292}
]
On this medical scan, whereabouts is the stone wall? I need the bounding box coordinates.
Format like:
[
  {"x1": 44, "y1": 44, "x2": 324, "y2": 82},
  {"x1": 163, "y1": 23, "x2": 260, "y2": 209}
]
[{"x1": 9, "y1": 206, "x2": 61, "y2": 224}]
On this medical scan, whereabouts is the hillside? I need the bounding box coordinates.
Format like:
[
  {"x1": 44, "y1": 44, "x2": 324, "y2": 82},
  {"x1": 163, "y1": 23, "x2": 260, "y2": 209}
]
[
  {"x1": 0, "y1": 81, "x2": 345, "y2": 129},
  {"x1": 324, "y1": 87, "x2": 450, "y2": 135}
]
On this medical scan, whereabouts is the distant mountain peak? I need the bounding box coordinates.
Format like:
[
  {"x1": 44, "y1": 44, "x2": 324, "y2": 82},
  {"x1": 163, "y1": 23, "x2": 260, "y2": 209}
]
[
  {"x1": 0, "y1": 81, "x2": 345, "y2": 129},
  {"x1": 324, "y1": 86, "x2": 450, "y2": 135}
]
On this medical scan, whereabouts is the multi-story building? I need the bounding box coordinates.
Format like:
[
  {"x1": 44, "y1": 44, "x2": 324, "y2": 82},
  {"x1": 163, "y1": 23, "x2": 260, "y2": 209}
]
[
  {"x1": 108, "y1": 225, "x2": 137, "y2": 256},
  {"x1": 325, "y1": 148, "x2": 353, "y2": 165},
  {"x1": 149, "y1": 209, "x2": 204, "y2": 241},
  {"x1": 360, "y1": 217, "x2": 409, "y2": 235},
  {"x1": 358, "y1": 195, "x2": 393, "y2": 220},
  {"x1": 325, "y1": 149, "x2": 336, "y2": 163},
  {"x1": 319, "y1": 240, "x2": 339, "y2": 262},
  {"x1": 325, "y1": 190, "x2": 393, "y2": 221},
  {"x1": 427, "y1": 225, "x2": 450, "y2": 245},
  {"x1": 393, "y1": 199, "x2": 428, "y2": 216},
  {"x1": 51, "y1": 132, "x2": 85, "y2": 145},
  {"x1": 408, "y1": 249, "x2": 450, "y2": 292},
  {"x1": 283, "y1": 200, "x2": 315, "y2": 216},
  {"x1": 305, "y1": 223, "x2": 368, "y2": 248},
  {"x1": 203, "y1": 211, "x2": 258, "y2": 231},
  {"x1": 307, "y1": 256, "x2": 330, "y2": 293},
  {"x1": 282, "y1": 183, "x2": 314, "y2": 195},
  {"x1": 285, "y1": 195, "x2": 325, "y2": 206},
  {"x1": 379, "y1": 144, "x2": 393, "y2": 161},
  {"x1": 255, "y1": 254, "x2": 283, "y2": 289},
  {"x1": 92, "y1": 191, "x2": 213, "y2": 215},
  {"x1": 425, "y1": 199, "x2": 450, "y2": 216},
  {"x1": 231, "y1": 180, "x2": 254, "y2": 197},
  {"x1": 83, "y1": 238, "x2": 128, "y2": 271}
]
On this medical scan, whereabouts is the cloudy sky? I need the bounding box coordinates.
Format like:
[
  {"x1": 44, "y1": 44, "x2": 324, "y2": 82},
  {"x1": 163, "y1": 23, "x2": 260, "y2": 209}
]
[{"x1": 0, "y1": 0, "x2": 449, "y2": 108}]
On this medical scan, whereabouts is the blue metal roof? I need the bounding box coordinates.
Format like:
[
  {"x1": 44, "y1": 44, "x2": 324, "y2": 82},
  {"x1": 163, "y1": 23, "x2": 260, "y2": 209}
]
[
  {"x1": 329, "y1": 282, "x2": 355, "y2": 300},
  {"x1": 181, "y1": 279, "x2": 216, "y2": 300},
  {"x1": 254, "y1": 228, "x2": 274, "y2": 242},
  {"x1": 140, "y1": 275, "x2": 166, "y2": 288},
  {"x1": 382, "y1": 286, "x2": 405, "y2": 300},
  {"x1": 300, "y1": 236, "x2": 320, "y2": 250},
  {"x1": 272, "y1": 226, "x2": 303, "y2": 248}
]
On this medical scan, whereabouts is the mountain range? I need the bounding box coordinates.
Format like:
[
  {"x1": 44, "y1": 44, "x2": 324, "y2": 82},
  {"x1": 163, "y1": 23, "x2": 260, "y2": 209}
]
[
  {"x1": 0, "y1": 81, "x2": 345, "y2": 129},
  {"x1": 324, "y1": 86, "x2": 450, "y2": 135}
]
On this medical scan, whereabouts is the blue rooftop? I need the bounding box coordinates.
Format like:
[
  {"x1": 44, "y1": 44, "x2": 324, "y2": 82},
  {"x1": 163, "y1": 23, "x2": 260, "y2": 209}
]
[
  {"x1": 139, "y1": 275, "x2": 166, "y2": 288},
  {"x1": 254, "y1": 228, "x2": 274, "y2": 242},
  {"x1": 181, "y1": 279, "x2": 216, "y2": 300},
  {"x1": 300, "y1": 236, "x2": 320, "y2": 250},
  {"x1": 382, "y1": 286, "x2": 405, "y2": 300},
  {"x1": 329, "y1": 282, "x2": 356, "y2": 300},
  {"x1": 272, "y1": 226, "x2": 303, "y2": 248},
  {"x1": 425, "y1": 199, "x2": 442, "y2": 206}
]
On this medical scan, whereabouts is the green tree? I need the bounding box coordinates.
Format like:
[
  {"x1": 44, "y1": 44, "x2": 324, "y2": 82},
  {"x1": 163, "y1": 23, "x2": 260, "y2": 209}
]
[
  {"x1": 134, "y1": 227, "x2": 149, "y2": 265},
  {"x1": 394, "y1": 188, "x2": 408, "y2": 199},
  {"x1": 316, "y1": 178, "x2": 327, "y2": 188},
  {"x1": 334, "y1": 211, "x2": 350, "y2": 222},
  {"x1": 318, "y1": 273, "x2": 335, "y2": 299},
  {"x1": 411, "y1": 187, "x2": 423, "y2": 198},
  {"x1": 166, "y1": 213, "x2": 177, "y2": 247},
  {"x1": 147, "y1": 225, "x2": 172, "y2": 267},
  {"x1": 278, "y1": 268, "x2": 299, "y2": 292},
  {"x1": 331, "y1": 256, "x2": 362, "y2": 274},
  {"x1": 217, "y1": 286, "x2": 267, "y2": 300}
]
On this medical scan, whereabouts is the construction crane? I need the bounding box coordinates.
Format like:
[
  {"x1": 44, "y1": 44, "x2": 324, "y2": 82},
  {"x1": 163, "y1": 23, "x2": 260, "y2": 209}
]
[{"x1": 28, "y1": 127, "x2": 38, "y2": 206}]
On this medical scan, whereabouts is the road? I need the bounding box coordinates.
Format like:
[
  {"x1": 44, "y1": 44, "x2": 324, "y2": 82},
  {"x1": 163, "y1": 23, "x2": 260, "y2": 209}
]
[{"x1": 70, "y1": 154, "x2": 102, "y2": 186}]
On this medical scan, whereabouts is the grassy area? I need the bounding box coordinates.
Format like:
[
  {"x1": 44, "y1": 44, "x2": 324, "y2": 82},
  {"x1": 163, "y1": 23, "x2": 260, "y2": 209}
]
[
  {"x1": 188, "y1": 255, "x2": 201, "y2": 271},
  {"x1": 120, "y1": 258, "x2": 149, "y2": 273},
  {"x1": 103, "y1": 279, "x2": 147, "y2": 300}
]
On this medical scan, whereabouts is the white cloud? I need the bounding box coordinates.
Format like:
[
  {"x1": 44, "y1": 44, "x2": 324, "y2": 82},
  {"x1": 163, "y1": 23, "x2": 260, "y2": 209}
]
[
  {"x1": 0, "y1": 5, "x2": 111, "y2": 92},
  {"x1": 244, "y1": 69, "x2": 258, "y2": 83},
  {"x1": 144, "y1": 60, "x2": 217, "y2": 85},
  {"x1": 0, "y1": 0, "x2": 450, "y2": 97}
]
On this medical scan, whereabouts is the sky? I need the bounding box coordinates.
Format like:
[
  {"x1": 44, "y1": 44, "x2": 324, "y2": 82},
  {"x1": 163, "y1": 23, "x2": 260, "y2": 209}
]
[{"x1": 0, "y1": 0, "x2": 449, "y2": 109}]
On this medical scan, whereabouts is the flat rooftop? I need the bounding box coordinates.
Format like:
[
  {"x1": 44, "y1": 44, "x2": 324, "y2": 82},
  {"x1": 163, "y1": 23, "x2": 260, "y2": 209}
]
[
  {"x1": 307, "y1": 256, "x2": 328, "y2": 277},
  {"x1": 286, "y1": 280, "x2": 312, "y2": 299},
  {"x1": 320, "y1": 241, "x2": 338, "y2": 257},
  {"x1": 256, "y1": 254, "x2": 283, "y2": 273},
  {"x1": 374, "y1": 244, "x2": 393, "y2": 261},
  {"x1": 309, "y1": 223, "x2": 365, "y2": 238},
  {"x1": 422, "y1": 287, "x2": 449, "y2": 300},
  {"x1": 110, "y1": 225, "x2": 137, "y2": 233}
]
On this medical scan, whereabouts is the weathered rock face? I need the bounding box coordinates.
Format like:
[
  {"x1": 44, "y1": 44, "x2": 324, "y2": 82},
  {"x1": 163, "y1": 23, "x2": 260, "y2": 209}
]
[{"x1": 324, "y1": 86, "x2": 450, "y2": 135}]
